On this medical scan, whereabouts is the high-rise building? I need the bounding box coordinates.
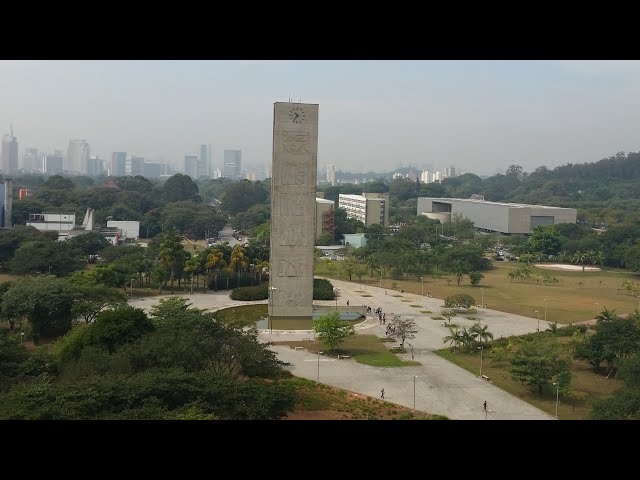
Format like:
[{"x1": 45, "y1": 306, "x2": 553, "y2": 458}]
[
  {"x1": 223, "y1": 150, "x2": 241, "y2": 180},
  {"x1": 67, "y1": 139, "x2": 90, "y2": 174},
  {"x1": 420, "y1": 170, "x2": 431, "y2": 183},
  {"x1": 326, "y1": 164, "x2": 336, "y2": 186},
  {"x1": 111, "y1": 152, "x2": 127, "y2": 177},
  {"x1": 338, "y1": 193, "x2": 389, "y2": 228},
  {"x1": 143, "y1": 162, "x2": 166, "y2": 178},
  {"x1": 22, "y1": 148, "x2": 39, "y2": 172},
  {"x1": 212, "y1": 168, "x2": 222, "y2": 179},
  {"x1": 199, "y1": 144, "x2": 211, "y2": 179},
  {"x1": 126, "y1": 156, "x2": 144, "y2": 176},
  {"x1": 444, "y1": 165, "x2": 456, "y2": 178},
  {"x1": 184, "y1": 155, "x2": 199, "y2": 179},
  {"x1": 86, "y1": 156, "x2": 104, "y2": 177},
  {"x1": 44, "y1": 153, "x2": 64, "y2": 175},
  {"x1": 1, "y1": 128, "x2": 18, "y2": 174},
  {"x1": 315, "y1": 198, "x2": 335, "y2": 241}
]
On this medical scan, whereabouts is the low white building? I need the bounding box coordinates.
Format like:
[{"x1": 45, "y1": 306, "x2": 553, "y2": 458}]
[
  {"x1": 417, "y1": 197, "x2": 577, "y2": 235},
  {"x1": 27, "y1": 212, "x2": 76, "y2": 232},
  {"x1": 107, "y1": 220, "x2": 140, "y2": 240}
]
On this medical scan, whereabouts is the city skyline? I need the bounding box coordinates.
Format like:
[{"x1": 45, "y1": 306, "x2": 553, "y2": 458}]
[{"x1": 2, "y1": 60, "x2": 640, "y2": 175}]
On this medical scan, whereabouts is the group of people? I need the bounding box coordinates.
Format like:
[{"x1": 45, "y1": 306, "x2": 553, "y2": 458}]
[
  {"x1": 362, "y1": 305, "x2": 387, "y2": 324},
  {"x1": 385, "y1": 323, "x2": 396, "y2": 336}
]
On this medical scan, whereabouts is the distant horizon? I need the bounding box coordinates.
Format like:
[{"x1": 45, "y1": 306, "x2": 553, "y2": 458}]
[{"x1": 2, "y1": 60, "x2": 640, "y2": 176}]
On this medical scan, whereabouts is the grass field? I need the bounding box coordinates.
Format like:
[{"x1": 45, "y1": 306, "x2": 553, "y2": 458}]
[
  {"x1": 435, "y1": 337, "x2": 623, "y2": 420},
  {"x1": 316, "y1": 261, "x2": 640, "y2": 324},
  {"x1": 282, "y1": 377, "x2": 446, "y2": 420},
  {"x1": 274, "y1": 334, "x2": 421, "y2": 367}
]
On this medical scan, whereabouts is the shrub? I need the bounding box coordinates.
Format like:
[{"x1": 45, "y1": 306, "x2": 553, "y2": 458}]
[
  {"x1": 444, "y1": 294, "x2": 476, "y2": 309},
  {"x1": 230, "y1": 278, "x2": 337, "y2": 301},
  {"x1": 230, "y1": 283, "x2": 268, "y2": 301}
]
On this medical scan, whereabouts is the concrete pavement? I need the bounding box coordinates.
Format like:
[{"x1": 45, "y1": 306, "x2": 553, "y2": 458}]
[{"x1": 128, "y1": 277, "x2": 554, "y2": 420}]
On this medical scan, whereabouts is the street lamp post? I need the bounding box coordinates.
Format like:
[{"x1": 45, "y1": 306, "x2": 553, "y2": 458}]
[
  {"x1": 269, "y1": 287, "x2": 277, "y2": 333},
  {"x1": 334, "y1": 288, "x2": 340, "y2": 310},
  {"x1": 481, "y1": 288, "x2": 485, "y2": 308},
  {"x1": 20, "y1": 331, "x2": 24, "y2": 345},
  {"x1": 553, "y1": 381, "x2": 560, "y2": 418},
  {"x1": 535, "y1": 310, "x2": 540, "y2": 332},
  {"x1": 419, "y1": 276, "x2": 424, "y2": 296},
  {"x1": 544, "y1": 298, "x2": 548, "y2": 324},
  {"x1": 317, "y1": 351, "x2": 323, "y2": 382},
  {"x1": 413, "y1": 375, "x2": 417, "y2": 411},
  {"x1": 478, "y1": 345, "x2": 484, "y2": 378},
  {"x1": 130, "y1": 278, "x2": 134, "y2": 297}
]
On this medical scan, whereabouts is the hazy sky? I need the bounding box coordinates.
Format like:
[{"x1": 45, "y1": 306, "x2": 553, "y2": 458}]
[{"x1": 1, "y1": 60, "x2": 640, "y2": 176}]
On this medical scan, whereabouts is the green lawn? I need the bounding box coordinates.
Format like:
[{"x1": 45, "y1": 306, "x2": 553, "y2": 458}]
[
  {"x1": 275, "y1": 334, "x2": 421, "y2": 367},
  {"x1": 315, "y1": 261, "x2": 640, "y2": 324},
  {"x1": 435, "y1": 337, "x2": 623, "y2": 420},
  {"x1": 214, "y1": 304, "x2": 268, "y2": 326}
]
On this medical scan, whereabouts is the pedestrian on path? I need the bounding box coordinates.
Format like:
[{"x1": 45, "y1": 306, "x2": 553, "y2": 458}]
[
  {"x1": 347, "y1": 300, "x2": 349, "y2": 306},
  {"x1": 483, "y1": 401, "x2": 487, "y2": 412},
  {"x1": 381, "y1": 388, "x2": 385, "y2": 399}
]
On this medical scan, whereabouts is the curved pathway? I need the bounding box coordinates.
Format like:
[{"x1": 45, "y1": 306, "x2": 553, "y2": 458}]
[{"x1": 129, "y1": 279, "x2": 554, "y2": 420}]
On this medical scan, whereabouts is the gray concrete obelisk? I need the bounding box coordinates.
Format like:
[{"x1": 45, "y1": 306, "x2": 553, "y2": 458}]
[{"x1": 269, "y1": 102, "x2": 319, "y2": 318}]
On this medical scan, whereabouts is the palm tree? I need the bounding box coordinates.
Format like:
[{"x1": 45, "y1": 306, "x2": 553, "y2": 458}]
[
  {"x1": 443, "y1": 327, "x2": 464, "y2": 353},
  {"x1": 184, "y1": 256, "x2": 200, "y2": 294},
  {"x1": 571, "y1": 251, "x2": 589, "y2": 272},
  {"x1": 229, "y1": 245, "x2": 249, "y2": 287},
  {"x1": 593, "y1": 251, "x2": 605, "y2": 268},
  {"x1": 205, "y1": 249, "x2": 227, "y2": 290},
  {"x1": 458, "y1": 327, "x2": 477, "y2": 351},
  {"x1": 470, "y1": 322, "x2": 494, "y2": 346},
  {"x1": 596, "y1": 307, "x2": 618, "y2": 323}
]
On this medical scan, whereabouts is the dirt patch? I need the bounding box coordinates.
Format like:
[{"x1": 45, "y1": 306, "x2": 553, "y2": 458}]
[{"x1": 535, "y1": 264, "x2": 601, "y2": 272}]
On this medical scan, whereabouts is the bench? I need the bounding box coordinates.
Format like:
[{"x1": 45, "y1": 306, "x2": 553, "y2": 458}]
[
  {"x1": 337, "y1": 354, "x2": 351, "y2": 359},
  {"x1": 294, "y1": 346, "x2": 304, "y2": 350},
  {"x1": 301, "y1": 337, "x2": 312, "y2": 341},
  {"x1": 481, "y1": 374, "x2": 490, "y2": 381}
]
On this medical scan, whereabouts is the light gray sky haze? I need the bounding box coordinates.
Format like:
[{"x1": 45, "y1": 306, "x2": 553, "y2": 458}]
[{"x1": 1, "y1": 60, "x2": 639, "y2": 175}]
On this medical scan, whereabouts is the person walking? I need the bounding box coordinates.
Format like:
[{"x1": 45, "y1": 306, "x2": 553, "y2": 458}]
[
  {"x1": 346, "y1": 300, "x2": 349, "y2": 306},
  {"x1": 381, "y1": 388, "x2": 385, "y2": 399},
  {"x1": 483, "y1": 401, "x2": 487, "y2": 412}
]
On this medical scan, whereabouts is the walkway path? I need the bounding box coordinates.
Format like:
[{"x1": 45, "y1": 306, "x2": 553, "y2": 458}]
[{"x1": 128, "y1": 278, "x2": 554, "y2": 420}]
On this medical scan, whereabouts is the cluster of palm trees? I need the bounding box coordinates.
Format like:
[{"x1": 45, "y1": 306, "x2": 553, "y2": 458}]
[
  {"x1": 564, "y1": 250, "x2": 605, "y2": 272},
  {"x1": 442, "y1": 322, "x2": 494, "y2": 353}
]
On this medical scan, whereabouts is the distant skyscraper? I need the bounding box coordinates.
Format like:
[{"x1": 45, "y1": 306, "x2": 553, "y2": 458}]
[
  {"x1": 212, "y1": 168, "x2": 222, "y2": 179},
  {"x1": 1, "y1": 128, "x2": 18, "y2": 174},
  {"x1": 126, "y1": 156, "x2": 144, "y2": 176},
  {"x1": 143, "y1": 162, "x2": 166, "y2": 178},
  {"x1": 420, "y1": 170, "x2": 431, "y2": 183},
  {"x1": 223, "y1": 150, "x2": 241, "y2": 180},
  {"x1": 444, "y1": 165, "x2": 456, "y2": 178},
  {"x1": 199, "y1": 144, "x2": 211, "y2": 179},
  {"x1": 22, "y1": 148, "x2": 39, "y2": 172},
  {"x1": 326, "y1": 164, "x2": 336, "y2": 186},
  {"x1": 111, "y1": 152, "x2": 127, "y2": 177},
  {"x1": 86, "y1": 156, "x2": 104, "y2": 177},
  {"x1": 184, "y1": 155, "x2": 199, "y2": 179},
  {"x1": 44, "y1": 153, "x2": 64, "y2": 175},
  {"x1": 67, "y1": 139, "x2": 90, "y2": 174}
]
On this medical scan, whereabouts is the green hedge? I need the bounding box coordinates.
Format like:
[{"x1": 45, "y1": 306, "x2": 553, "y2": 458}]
[
  {"x1": 313, "y1": 279, "x2": 336, "y2": 300},
  {"x1": 230, "y1": 278, "x2": 337, "y2": 302},
  {"x1": 208, "y1": 273, "x2": 266, "y2": 291},
  {"x1": 230, "y1": 283, "x2": 269, "y2": 301}
]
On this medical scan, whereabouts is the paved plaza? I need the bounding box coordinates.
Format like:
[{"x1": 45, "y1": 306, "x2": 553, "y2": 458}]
[{"x1": 129, "y1": 278, "x2": 554, "y2": 420}]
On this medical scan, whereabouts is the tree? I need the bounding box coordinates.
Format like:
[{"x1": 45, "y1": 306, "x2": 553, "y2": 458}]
[
  {"x1": 442, "y1": 327, "x2": 464, "y2": 353},
  {"x1": 1, "y1": 276, "x2": 74, "y2": 339},
  {"x1": 386, "y1": 315, "x2": 417, "y2": 348},
  {"x1": 157, "y1": 230, "x2": 187, "y2": 294},
  {"x1": 470, "y1": 322, "x2": 494, "y2": 346},
  {"x1": 468, "y1": 271, "x2": 484, "y2": 287},
  {"x1": 444, "y1": 294, "x2": 476, "y2": 309},
  {"x1": 68, "y1": 273, "x2": 128, "y2": 323},
  {"x1": 441, "y1": 309, "x2": 457, "y2": 325},
  {"x1": 221, "y1": 180, "x2": 268, "y2": 215},
  {"x1": 67, "y1": 232, "x2": 111, "y2": 257},
  {"x1": 508, "y1": 336, "x2": 570, "y2": 395},
  {"x1": 528, "y1": 226, "x2": 565, "y2": 257},
  {"x1": 163, "y1": 173, "x2": 200, "y2": 202},
  {"x1": 87, "y1": 306, "x2": 155, "y2": 354},
  {"x1": 571, "y1": 251, "x2": 590, "y2": 272},
  {"x1": 313, "y1": 311, "x2": 355, "y2": 352},
  {"x1": 7, "y1": 240, "x2": 83, "y2": 276}
]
